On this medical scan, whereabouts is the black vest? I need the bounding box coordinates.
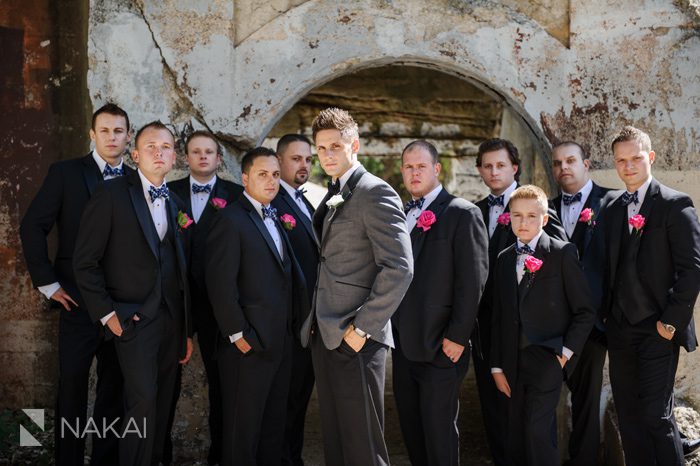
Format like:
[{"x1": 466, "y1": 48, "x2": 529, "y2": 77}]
[
  {"x1": 612, "y1": 214, "x2": 656, "y2": 324},
  {"x1": 158, "y1": 223, "x2": 182, "y2": 318}
]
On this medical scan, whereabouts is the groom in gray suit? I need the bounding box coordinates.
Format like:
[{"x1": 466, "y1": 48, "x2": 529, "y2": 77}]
[{"x1": 300, "y1": 107, "x2": 413, "y2": 466}]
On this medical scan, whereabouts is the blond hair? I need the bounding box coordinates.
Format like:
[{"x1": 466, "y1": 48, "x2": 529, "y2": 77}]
[
  {"x1": 611, "y1": 125, "x2": 652, "y2": 153},
  {"x1": 509, "y1": 185, "x2": 548, "y2": 214},
  {"x1": 311, "y1": 107, "x2": 359, "y2": 142}
]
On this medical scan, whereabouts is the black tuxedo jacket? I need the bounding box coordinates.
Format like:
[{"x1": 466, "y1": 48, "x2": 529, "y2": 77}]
[
  {"x1": 392, "y1": 188, "x2": 489, "y2": 362},
  {"x1": 550, "y1": 182, "x2": 612, "y2": 313},
  {"x1": 490, "y1": 232, "x2": 596, "y2": 381},
  {"x1": 20, "y1": 153, "x2": 136, "y2": 309},
  {"x1": 72, "y1": 171, "x2": 191, "y2": 353},
  {"x1": 474, "y1": 190, "x2": 567, "y2": 354},
  {"x1": 168, "y1": 176, "x2": 243, "y2": 293},
  {"x1": 271, "y1": 186, "x2": 319, "y2": 329},
  {"x1": 206, "y1": 195, "x2": 309, "y2": 353},
  {"x1": 602, "y1": 178, "x2": 700, "y2": 352}
]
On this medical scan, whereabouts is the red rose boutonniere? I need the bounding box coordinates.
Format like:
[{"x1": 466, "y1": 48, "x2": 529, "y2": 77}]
[
  {"x1": 578, "y1": 208, "x2": 596, "y2": 227},
  {"x1": 280, "y1": 213, "x2": 296, "y2": 230},
  {"x1": 177, "y1": 211, "x2": 193, "y2": 231},
  {"x1": 210, "y1": 197, "x2": 227, "y2": 210},
  {"x1": 416, "y1": 210, "x2": 436, "y2": 232},
  {"x1": 497, "y1": 212, "x2": 511, "y2": 227},
  {"x1": 629, "y1": 214, "x2": 645, "y2": 234}
]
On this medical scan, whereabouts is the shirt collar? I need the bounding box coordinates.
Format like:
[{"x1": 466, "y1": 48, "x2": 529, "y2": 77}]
[
  {"x1": 562, "y1": 178, "x2": 593, "y2": 200},
  {"x1": 417, "y1": 184, "x2": 443, "y2": 209},
  {"x1": 338, "y1": 161, "x2": 362, "y2": 191},
  {"x1": 280, "y1": 179, "x2": 302, "y2": 198},
  {"x1": 189, "y1": 174, "x2": 217, "y2": 190},
  {"x1": 243, "y1": 191, "x2": 266, "y2": 219},
  {"x1": 137, "y1": 169, "x2": 166, "y2": 203},
  {"x1": 92, "y1": 149, "x2": 123, "y2": 174},
  {"x1": 497, "y1": 181, "x2": 518, "y2": 207},
  {"x1": 516, "y1": 230, "x2": 544, "y2": 252},
  {"x1": 629, "y1": 176, "x2": 653, "y2": 204}
]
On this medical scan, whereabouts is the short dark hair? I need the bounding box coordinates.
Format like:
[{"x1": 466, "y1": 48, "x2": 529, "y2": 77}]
[
  {"x1": 276, "y1": 134, "x2": 312, "y2": 156},
  {"x1": 311, "y1": 107, "x2": 359, "y2": 142},
  {"x1": 402, "y1": 140, "x2": 439, "y2": 164},
  {"x1": 241, "y1": 146, "x2": 277, "y2": 174},
  {"x1": 134, "y1": 121, "x2": 174, "y2": 148},
  {"x1": 476, "y1": 138, "x2": 521, "y2": 167},
  {"x1": 552, "y1": 141, "x2": 588, "y2": 160},
  {"x1": 186, "y1": 130, "x2": 223, "y2": 156},
  {"x1": 611, "y1": 126, "x2": 652, "y2": 153},
  {"x1": 92, "y1": 103, "x2": 130, "y2": 132}
]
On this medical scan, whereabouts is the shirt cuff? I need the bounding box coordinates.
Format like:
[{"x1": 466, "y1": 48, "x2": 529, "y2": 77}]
[
  {"x1": 38, "y1": 282, "x2": 61, "y2": 300},
  {"x1": 562, "y1": 347, "x2": 574, "y2": 360},
  {"x1": 100, "y1": 311, "x2": 116, "y2": 326},
  {"x1": 229, "y1": 332, "x2": 243, "y2": 343},
  {"x1": 491, "y1": 368, "x2": 503, "y2": 373},
  {"x1": 353, "y1": 326, "x2": 371, "y2": 339}
]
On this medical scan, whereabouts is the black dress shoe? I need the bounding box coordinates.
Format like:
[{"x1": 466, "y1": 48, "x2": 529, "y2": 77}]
[{"x1": 682, "y1": 437, "x2": 700, "y2": 457}]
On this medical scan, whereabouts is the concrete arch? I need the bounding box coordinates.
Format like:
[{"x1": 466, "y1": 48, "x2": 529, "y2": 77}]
[{"x1": 227, "y1": 0, "x2": 572, "y2": 158}]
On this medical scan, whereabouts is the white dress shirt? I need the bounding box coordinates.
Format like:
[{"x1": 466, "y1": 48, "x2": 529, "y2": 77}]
[
  {"x1": 190, "y1": 175, "x2": 217, "y2": 223},
  {"x1": 280, "y1": 179, "x2": 311, "y2": 219},
  {"x1": 488, "y1": 181, "x2": 518, "y2": 238},
  {"x1": 491, "y1": 230, "x2": 573, "y2": 373},
  {"x1": 625, "y1": 176, "x2": 652, "y2": 232},
  {"x1": 230, "y1": 191, "x2": 284, "y2": 343},
  {"x1": 406, "y1": 184, "x2": 443, "y2": 232},
  {"x1": 38, "y1": 150, "x2": 124, "y2": 300},
  {"x1": 336, "y1": 161, "x2": 362, "y2": 191},
  {"x1": 560, "y1": 179, "x2": 593, "y2": 238},
  {"x1": 101, "y1": 169, "x2": 169, "y2": 326}
]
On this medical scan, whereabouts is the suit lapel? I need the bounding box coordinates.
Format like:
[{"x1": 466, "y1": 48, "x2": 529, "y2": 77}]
[
  {"x1": 519, "y1": 233, "x2": 550, "y2": 306},
  {"x1": 629, "y1": 179, "x2": 660, "y2": 255},
  {"x1": 198, "y1": 179, "x2": 228, "y2": 226},
  {"x1": 241, "y1": 197, "x2": 284, "y2": 268},
  {"x1": 320, "y1": 166, "x2": 366, "y2": 250},
  {"x1": 501, "y1": 247, "x2": 519, "y2": 315},
  {"x1": 411, "y1": 188, "x2": 452, "y2": 262},
  {"x1": 82, "y1": 154, "x2": 102, "y2": 196},
  {"x1": 280, "y1": 188, "x2": 317, "y2": 246},
  {"x1": 127, "y1": 172, "x2": 160, "y2": 258}
]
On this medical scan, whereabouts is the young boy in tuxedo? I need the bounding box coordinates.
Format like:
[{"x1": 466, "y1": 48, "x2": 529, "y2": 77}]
[{"x1": 490, "y1": 185, "x2": 595, "y2": 466}]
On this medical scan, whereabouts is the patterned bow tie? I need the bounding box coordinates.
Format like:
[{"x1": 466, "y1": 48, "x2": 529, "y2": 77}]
[
  {"x1": 192, "y1": 183, "x2": 212, "y2": 194},
  {"x1": 620, "y1": 191, "x2": 639, "y2": 206},
  {"x1": 294, "y1": 188, "x2": 307, "y2": 200},
  {"x1": 103, "y1": 165, "x2": 124, "y2": 178},
  {"x1": 262, "y1": 205, "x2": 278, "y2": 221},
  {"x1": 405, "y1": 197, "x2": 425, "y2": 212},
  {"x1": 488, "y1": 194, "x2": 504, "y2": 207},
  {"x1": 562, "y1": 192, "x2": 582, "y2": 206},
  {"x1": 515, "y1": 244, "x2": 534, "y2": 255},
  {"x1": 148, "y1": 185, "x2": 169, "y2": 203},
  {"x1": 327, "y1": 180, "x2": 340, "y2": 196}
]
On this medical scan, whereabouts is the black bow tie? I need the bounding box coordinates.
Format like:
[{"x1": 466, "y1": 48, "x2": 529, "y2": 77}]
[
  {"x1": 148, "y1": 185, "x2": 169, "y2": 203},
  {"x1": 262, "y1": 205, "x2": 278, "y2": 221},
  {"x1": 562, "y1": 192, "x2": 582, "y2": 206},
  {"x1": 327, "y1": 180, "x2": 340, "y2": 196},
  {"x1": 515, "y1": 244, "x2": 534, "y2": 255},
  {"x1": 103, "y1": 165, "x2": 124, "y2": 178},
  {"x1": 620, "y1": 191, "x2": 639, "y2": 206},
  {"x1": 405, "y1": 197, "x2": 425, "y2": 212},
  {"x1": 192, "y1": 183, "x2": 212, "y2": 194},
  {"x1": 488, "y1": 194, "x2": 504, "y2": 207},
  {"x1": 294, "y1": 188, "x2": 307, "y2": 200}
]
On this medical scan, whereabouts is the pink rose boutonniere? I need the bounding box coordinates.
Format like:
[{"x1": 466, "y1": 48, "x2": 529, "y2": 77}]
[
  {"x1": 497, "y1": 212, "x2": 511, "y2": 227},
  {"x1": 210, "y1": 197, "x2": 227, "y2": 210},
  {"x1": 416, "y1": 210, "x2": 436, "y2": 232},
  {"x1": 578, "y1": 208, "x2": 595, "y2": 227},
  {"x1": 177, "y1": 211, "x2": 193, "y2": 230},
  {"x1": 524, "y1": 256, "x2": 543, "y2": 274},
  {"x1": 629, "y1": 214, "x2": 645, "y2": 233},
  {"x1": 280, "y1": 213, "x2": 296, "y2": 231}
]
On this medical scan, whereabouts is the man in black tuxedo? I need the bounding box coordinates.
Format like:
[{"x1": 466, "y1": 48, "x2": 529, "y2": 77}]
[
  {"x1": 549, "y1": 141, "x2": 611, "y2": 465},
  {"x1": 391, "y1": 140, "x2": 489, "y2": 465},
  {"x1": 165, "y1": 131, "x2": 243, "y2": 465},
  {"x1": 19, "y1": 103, "x2": 131, "y2": 466},
  {"x1": 206, "y1": 147, "x2": 308, "y2": 466},
  {"x1": 73, "y1": 121, "x2": 193, "y2": 466},
  {"x1": 472, "y1": 138, "x2": 566, "y2": 465},
  {"x1": 490, "y1": 185, "x2": 595, "y2": 466},
  {"x1": 602, "y1": 126, "x2": 700, "y2": 465},
  {"x1": 270, "y1": 134, "x2": 318, "y2": 466}
]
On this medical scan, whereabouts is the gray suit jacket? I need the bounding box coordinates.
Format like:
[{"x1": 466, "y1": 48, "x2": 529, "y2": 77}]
[{"x1": 301, "y1": 165, "x2": 413, "y2": 349}]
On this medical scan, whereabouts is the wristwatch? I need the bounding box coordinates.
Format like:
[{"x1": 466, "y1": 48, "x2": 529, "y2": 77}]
[
  {"x1": 352, "y1": 326, "x2": 369, "y2": 339},
  {"x1": 662, "y1": 323, "x2": 676, "y2": 336}
]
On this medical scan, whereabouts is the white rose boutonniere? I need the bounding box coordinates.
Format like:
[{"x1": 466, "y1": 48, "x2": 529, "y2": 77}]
[{"x1": 326, "y1": 194, "x2": 345, "y2": 209}]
